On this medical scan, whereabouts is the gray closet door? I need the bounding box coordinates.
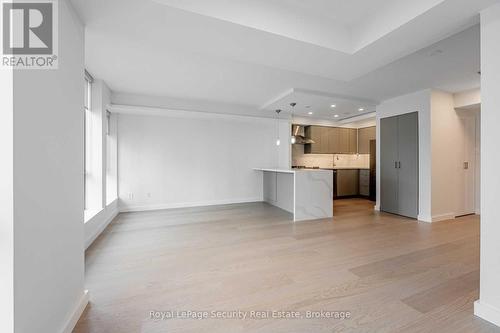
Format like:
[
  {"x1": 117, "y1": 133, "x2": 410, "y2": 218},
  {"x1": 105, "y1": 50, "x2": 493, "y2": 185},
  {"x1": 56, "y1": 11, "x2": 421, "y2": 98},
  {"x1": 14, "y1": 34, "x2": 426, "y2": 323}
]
[
  {"x1": 380, "y1": 116, "x2": 399, "y2": 214},
  {"x1": 397, "y1": 112, "x2": 419, "y2": 218}
]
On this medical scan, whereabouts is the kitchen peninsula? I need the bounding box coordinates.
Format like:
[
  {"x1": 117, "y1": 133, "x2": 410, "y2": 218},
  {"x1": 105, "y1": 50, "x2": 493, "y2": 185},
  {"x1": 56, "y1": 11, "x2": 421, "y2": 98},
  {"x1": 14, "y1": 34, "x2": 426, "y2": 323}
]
[{"x1": 254, "y1": 168, "x2": 333, "y2": 222}]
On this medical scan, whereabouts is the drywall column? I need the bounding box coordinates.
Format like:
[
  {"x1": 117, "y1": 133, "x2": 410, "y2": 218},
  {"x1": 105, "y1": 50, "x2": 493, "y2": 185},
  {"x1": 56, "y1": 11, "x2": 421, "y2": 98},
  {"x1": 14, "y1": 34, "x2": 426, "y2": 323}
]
[
  {"x1": 0, "y1": 61, "x2": 14, "y2": 333},
  {"x1": 475, "y1": 3, "x2": 500, "y2": 327},
  {"x1": 12, "y1": 2, "x2": 87, "y2": 333}
]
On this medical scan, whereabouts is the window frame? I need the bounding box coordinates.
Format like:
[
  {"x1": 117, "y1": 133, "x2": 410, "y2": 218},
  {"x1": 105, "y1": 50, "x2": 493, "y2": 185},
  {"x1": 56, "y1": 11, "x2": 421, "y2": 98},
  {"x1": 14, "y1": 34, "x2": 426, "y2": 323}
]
[{"x1": 84, "y1": 70, "x2": 94, "y2": 211}]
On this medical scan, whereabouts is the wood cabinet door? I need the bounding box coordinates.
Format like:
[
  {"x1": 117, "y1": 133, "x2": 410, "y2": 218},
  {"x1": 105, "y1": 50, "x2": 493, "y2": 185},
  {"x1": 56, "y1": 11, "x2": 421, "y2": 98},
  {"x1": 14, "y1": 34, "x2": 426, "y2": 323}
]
[
  {"x1": 320, "y1": 127, "x2": 330, "y2": 153},
  {"x1": 338, "y1": 128, "x2": 350, "y2": 153},
  {"x1": 305, "y1": 126, "x2": 321, "y2": 154},
  {"x1": 328, "y1": 127, "x2": 339, "y2": 153},
  {"x1": 358, "y1": 127, "x2": 376, "y2": 154},
  {"x1": 348, "y1": 129, "x2": 358, "y2": 153},
  {"x1": 337, "y1": 170, "x2": 359, "y2": 196}
]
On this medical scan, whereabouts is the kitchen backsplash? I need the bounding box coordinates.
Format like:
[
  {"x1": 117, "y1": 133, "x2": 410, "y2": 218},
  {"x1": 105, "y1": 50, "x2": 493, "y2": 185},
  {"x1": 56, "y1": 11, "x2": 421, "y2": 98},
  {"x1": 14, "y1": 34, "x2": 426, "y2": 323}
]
[{"x1": 292, "y1": 145, "x2": 370, "y2": 169}]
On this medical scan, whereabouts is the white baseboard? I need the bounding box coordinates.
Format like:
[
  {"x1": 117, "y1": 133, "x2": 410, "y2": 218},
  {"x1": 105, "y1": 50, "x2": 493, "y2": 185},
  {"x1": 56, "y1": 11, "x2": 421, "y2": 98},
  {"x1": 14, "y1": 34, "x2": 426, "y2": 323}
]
[
  {"x1": 417, "y1": 213, "x2": 456, "y2": 223},
  {"x1": 475, "y1": 300, "x2": 500, "y2": 328},
  {"x1": 417, "y1": 214, "x2": 433, "y2": 223},
  {"x1": 374, "y1": 204, "x2": 380, "y2": 211},
  {"x1": 431, "y1": 212, "x2": 456, "y2": 222},
  {"x1": 119, "y1": 197, "x2": 263, "y2": 213},
  {"x1": 61, "y1": 290, "x2": 89, "y2": 333}
]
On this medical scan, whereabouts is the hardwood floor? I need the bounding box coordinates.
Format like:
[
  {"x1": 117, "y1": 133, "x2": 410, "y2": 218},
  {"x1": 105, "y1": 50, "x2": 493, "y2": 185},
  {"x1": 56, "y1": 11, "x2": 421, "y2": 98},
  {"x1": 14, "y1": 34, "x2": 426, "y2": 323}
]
[{"x1": 74, "y1": 199, "x2": 499, "y2": 332}]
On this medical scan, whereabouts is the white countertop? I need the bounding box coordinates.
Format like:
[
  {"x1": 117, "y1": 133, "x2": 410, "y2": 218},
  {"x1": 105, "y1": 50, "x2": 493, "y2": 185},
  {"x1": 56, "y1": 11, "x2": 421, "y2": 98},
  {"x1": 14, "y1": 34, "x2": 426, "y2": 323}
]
[
  {"x1": 253, "y1": 168, "x2": 295, "y2": 174},
  {"x1": 253, "y1": 168, "x2": 333, "y2": 174}
]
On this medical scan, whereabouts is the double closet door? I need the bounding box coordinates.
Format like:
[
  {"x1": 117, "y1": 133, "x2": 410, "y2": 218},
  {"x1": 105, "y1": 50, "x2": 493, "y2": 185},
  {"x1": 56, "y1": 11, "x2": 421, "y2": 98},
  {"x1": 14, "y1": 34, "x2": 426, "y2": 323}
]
[{"x1": 380, "y1": 112, "x2": 418, "y2": 219}]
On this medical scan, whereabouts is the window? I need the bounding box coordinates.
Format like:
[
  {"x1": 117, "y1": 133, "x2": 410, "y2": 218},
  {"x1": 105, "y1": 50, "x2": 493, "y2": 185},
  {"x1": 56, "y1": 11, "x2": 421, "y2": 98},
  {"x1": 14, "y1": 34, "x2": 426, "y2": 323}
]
[
  {"x1": 84, "y1": 70, "x2": 93, "y2": 211},
  {"x1": 106, "y1": 110, "x2": 118, "y2": 204}
]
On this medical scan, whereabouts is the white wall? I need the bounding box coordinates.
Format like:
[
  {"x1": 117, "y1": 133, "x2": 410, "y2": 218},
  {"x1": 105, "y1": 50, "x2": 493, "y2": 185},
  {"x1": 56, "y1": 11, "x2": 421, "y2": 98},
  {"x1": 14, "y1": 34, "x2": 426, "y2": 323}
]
[
  {"x1": 116, "y1": 107, "x2": 291, "y2": 211},
  {"x1": 475, "y1": 3, "x2": 500, "y2": 327},
  {"x1": 12, "y1": 1, "x2": 87, "y2": 333},
  {"x1": 430, "y1": 90, "x2": 463, "y2": 220},
  {"x1": 376, "y1": 90, "x2": 433, "y2": 220}
]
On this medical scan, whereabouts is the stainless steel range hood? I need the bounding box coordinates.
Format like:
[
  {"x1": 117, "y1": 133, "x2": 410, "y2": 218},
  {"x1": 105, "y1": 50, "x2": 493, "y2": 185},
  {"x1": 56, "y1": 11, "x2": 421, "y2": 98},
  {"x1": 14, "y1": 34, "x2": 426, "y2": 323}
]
[{"x1": 291, "y1": 125, "x2": 315, "y2": 145}]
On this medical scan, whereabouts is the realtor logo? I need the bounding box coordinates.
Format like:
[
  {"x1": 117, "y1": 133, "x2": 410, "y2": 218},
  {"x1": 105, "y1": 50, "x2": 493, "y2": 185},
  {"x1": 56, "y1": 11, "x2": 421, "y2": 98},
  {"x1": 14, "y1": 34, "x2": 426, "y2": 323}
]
[{"x1": 1, "y1": 0, "x2": 58, "y2": 69}]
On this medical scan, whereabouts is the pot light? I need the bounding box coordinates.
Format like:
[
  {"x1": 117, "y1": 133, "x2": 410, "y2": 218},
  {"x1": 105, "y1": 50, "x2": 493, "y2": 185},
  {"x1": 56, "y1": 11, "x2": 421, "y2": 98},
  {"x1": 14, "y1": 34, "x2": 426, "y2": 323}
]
[
  {"x1": 331, "y1": 104, "x2": 336, "y2": 108},
  {"x1": 358, "y1": 108, "x2": 365, "y2": 112},
  {"x1": 308, "y1": 112, "x2": 313, "y2": 115},
  {"x1": 334, "y1": 114, "x2": 339, "y2": 118}
]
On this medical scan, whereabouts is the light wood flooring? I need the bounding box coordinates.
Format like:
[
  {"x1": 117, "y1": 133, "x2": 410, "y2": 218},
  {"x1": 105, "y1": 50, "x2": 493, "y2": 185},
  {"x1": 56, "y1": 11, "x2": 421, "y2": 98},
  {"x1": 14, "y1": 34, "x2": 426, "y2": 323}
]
[{"x1": 74, "y1": 198, "x2": 499, "y2": 333}]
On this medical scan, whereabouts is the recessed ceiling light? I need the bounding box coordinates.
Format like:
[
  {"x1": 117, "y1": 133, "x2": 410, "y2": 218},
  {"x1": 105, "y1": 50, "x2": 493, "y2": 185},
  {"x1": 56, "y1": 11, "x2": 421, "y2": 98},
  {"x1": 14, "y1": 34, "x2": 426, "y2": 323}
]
[
  {"x1": 308, "y1": 112, "x2": 313, "y2": 115},
  {"x1": 334, "y1": 114, "x2": 339, "y2": 118},
  {"x1": 331, "y1": 104, "x2": 336, "y2": 108},
  {"x1": 358, "y1": 108, "x2": 365, "y2": 112}
]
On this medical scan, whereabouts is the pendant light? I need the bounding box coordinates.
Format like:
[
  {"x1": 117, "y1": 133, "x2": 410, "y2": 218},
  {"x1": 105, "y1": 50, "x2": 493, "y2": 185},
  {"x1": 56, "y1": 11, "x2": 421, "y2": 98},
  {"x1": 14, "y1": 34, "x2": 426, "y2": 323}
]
[
  {"x1": 290, "y1": 103, "x2": 297, "y2": 144},
  {"x1": 275, "y1": 109, "x2": 281, "y2": 146}
]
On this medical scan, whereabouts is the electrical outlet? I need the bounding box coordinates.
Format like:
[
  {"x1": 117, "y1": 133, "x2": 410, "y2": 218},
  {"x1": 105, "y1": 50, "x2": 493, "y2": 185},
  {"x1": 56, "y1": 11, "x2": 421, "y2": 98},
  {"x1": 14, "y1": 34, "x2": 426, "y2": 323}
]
[
  {"x1": 128, "y1": 193, "x2": 134, "y2": 200},
  {"x1": 147, "y1": 193, "x2": 152, "y2": 198}
]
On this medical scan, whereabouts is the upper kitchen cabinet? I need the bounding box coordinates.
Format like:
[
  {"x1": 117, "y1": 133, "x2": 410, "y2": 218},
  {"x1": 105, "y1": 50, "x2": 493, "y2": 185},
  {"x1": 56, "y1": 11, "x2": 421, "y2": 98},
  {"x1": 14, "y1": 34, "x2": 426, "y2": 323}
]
[
  {"x1": 305, "y1": 125, "x2": 359, "y2": 154},
  {"x1": 348, "y1": 128, "x2": 358, "y2": 153},
  {"x1": 358, "y1": 126, "x2": 376, "y2": 154},
  {"x1": 304, "y1": 126, "x2": 327, "y2": 154}
]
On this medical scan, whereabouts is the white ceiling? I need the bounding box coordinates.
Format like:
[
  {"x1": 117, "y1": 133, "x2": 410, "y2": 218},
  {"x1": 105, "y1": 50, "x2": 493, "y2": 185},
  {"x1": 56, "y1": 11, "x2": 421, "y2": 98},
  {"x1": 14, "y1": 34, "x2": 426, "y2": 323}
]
[
  {"x1": 262, "y1": 89, "x2": 378, "y2": 121},
  {"x1": 71, "y1": 0, "x2": 495, "y2": 119}
]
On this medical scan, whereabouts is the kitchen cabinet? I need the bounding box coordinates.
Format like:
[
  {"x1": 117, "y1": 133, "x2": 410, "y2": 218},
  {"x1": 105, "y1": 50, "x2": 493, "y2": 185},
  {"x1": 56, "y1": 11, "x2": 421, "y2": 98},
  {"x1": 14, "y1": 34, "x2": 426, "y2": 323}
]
[
  {"x1": 327, "y1": 127, "x2": 339, "y2": 154},
  {"x1": 348, "y1": 128, "x2": 358, "y2": 153},
  {"x1": 359, "y1": 169, "x2": 370, "y2": 196},
  {"x1": 358, "y1": 126, "x2": 376, "y2": 154},
  {"x1": 305, "y1": 126, "x2": 359, "y2": 154},
  {"x1": 304, "y1": 126, "x2": 323, "y2": 154},
  {"x1": 337, "y1": 128, "x2": 349, "y2": 153},
  {"x1": 337, "y1": 170, "x2": 359, "y2": 197},
  {"x1": 380, "y1": 112, "x2": 418, "y2": 218}
]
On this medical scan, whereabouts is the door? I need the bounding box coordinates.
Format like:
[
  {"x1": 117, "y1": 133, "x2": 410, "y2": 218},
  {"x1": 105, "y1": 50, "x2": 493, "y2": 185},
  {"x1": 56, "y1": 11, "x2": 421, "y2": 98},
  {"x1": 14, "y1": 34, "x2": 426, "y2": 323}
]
[
  {"x1": 380, "y1": 116, "x2": 399, "y2": 214},
  {"x1": 457, "y1": 116, "x2": 476, "y2": 216},
  {"x1": 397, "y1": 112, "x2": 419, "y2": 219}
]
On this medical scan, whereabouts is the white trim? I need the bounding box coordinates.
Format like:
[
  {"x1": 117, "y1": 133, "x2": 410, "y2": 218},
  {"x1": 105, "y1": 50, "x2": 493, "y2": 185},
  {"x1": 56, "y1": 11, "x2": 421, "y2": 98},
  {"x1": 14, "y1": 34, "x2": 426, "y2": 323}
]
[
  {"x1": 417, "y1": 213, "x2": 456, "y2": 223},
  {"x1": 475, "y1": 301, "x2": 500, "y2": 328},
  {"x1": 374, "y1": 204, "x2": 380, "y2": 211},
  {"x1": 259, "y1": 88, "x2": 294, "y2": 110},
  {"x1": 111, "y1": 104, "x2": 284, "y2": 121},
  {"x1": 119, "y1": 197, "x2": 263, "y2": 213},
  {"x1": 60, "y1": 290, "x2": 89, "y2": 333},
  {"x1": 85, "y1": 199, "x2": 119, "y2": 249},
  {"x1": 85, "y1": 201, "x2": 119, "y2": 250},
  {"x1": 417, "y1": 214, "x2": 433, "y2": 223},
  {"x1": 432, "y1": 212, "x2": 456, "y2": 222},
  {"x1": 338, "y1": 112, "x2": 377, "y2": 124}
]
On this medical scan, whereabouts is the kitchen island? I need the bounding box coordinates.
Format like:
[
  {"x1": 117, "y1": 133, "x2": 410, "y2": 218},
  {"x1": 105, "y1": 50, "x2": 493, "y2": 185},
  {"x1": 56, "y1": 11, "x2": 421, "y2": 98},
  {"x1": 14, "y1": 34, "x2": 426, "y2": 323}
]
[{"x1": 254, "y1": 168, "x2": 333, "y2": 222}]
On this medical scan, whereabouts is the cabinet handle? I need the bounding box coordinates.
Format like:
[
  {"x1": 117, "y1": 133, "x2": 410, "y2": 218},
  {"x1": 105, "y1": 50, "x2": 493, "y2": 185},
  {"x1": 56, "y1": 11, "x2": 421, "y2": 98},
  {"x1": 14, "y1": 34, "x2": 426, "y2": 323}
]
[
  {"x1": 395, "y1": 161, "x2": 398, "y2": 169},
  {"x1": 398, "y1": 161, "x2": 401, "y2": 169}
]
